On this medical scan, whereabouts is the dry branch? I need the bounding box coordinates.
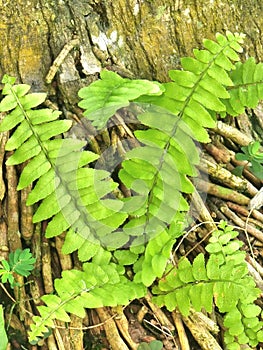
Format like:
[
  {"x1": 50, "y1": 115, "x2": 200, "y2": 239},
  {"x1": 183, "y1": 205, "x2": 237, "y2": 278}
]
[
  {"x1": 213, "y1": 121, "x2": 253, "y2": 146},
  {"x1": 195, "y1": 179, "x2": 250, "y2": 205},
  {"x1": 96, "y1": 307, "x2": 130, "y2": 350},
  {"x1": 182, "y1": 313, "x2": 223, "y2": 350}
]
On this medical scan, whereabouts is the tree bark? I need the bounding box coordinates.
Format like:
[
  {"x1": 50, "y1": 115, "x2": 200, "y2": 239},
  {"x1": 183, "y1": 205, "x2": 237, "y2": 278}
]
[{"x1": 1, "y1": 0, "x2": 263, "y2": 95}]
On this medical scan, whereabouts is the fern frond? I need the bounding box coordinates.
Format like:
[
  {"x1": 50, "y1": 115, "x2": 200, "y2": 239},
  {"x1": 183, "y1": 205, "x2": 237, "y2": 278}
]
[
  {"x1": 116, "y1": 32, "x2": 244, "y2": 256},
  {"x1": 0, "y1": 76, "x2": 127, "y2": 249},
  {"x1": 136, "y1": 32, "x2": 244, "y2": 139},
  {"x1": 28, "y1": 260, "x2": 146, "y2": 344},
  {"x1": 132, "y1": 215, "x2": 186, "y2": 287},
  {"x1": 77, "y1": 32, "x2": 246, "y2": 287},
  {"x1": 78, "y1": 70, "x2": 164, "y2": 129},
  {"x1": 152, "y1": 222, "x2": 262, "y2": 349},
  {"x1": 222, "y1": 57, "x2": 263, "y2": 115},
  {"x1": 224, "y1": 301, "x2": 263, "y2": 349}
]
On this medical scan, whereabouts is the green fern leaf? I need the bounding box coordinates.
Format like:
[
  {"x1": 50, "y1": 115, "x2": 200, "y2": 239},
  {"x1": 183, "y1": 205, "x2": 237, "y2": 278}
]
[
  {"x1": 119, "y1": 109, "x2": 196, "y2": 241},
  {"x1": 6, "y1": 136, "x2": 41, "y2": 165},
  {"x1": 224, "y1": 302, "x2": 263, "y2": 348},
  {"x1": 0, "y1": 94, "x2": 18, "y2": 111},
  {"x1": 192, "y1": 253, "x2": 207, "y2": 280},
  {"x1": 176, "y1": 286, "x2": 191, "y2": 316},
  {"x1": 223, "y1": 57, "x2": 263, "y2": 115},
  {"x1": 118, "y1": 33, "x2": 245, "y2": 256},
  {"x1": 62, "y1": 229, "x2": 101, "y2": 261},
  {"x1": 139, "y1": 31, "x2": 243, "y2": 137},
  {"x1": 26, "y1": 168, "x2": 55, "y2": 205},
  {"x1": 20, "y1": 93, "x2": 47, "y2": 109},
  {"x1": 0, "y1": 107, "x2": 25, "y2": 130},
  {"x1": 153, "y1": 221, "x2": 260, "y2": 311},
  {"x1": 214, "y1": 280, "x2": 240, "y2": 312},
  {"x1": 177, "y1": 257, "x2": 195, "y2": 283},
  {"x1": 28, "y1": 262, "x2": 146, "y2": 343},
  {"x1": 78, "y1": 70, "x2": 164, "y2": 129},
  {"x1": 189, "y1": 282, "x2": 214, "y2": 313},
  {"x1": 0, "y1": 76, "x2": 128, "y2": 249},
  {"x1": 133, "y1": 229, "x2": 175, "y2": 286},
  {"x1": 17, "y1": 153, "x2": 51, "y2": 190},
  {"x1": 153, "y1": 222, "x2": 262, "y2": 349},
  {"x1": 113, "y1": 250, "x2": 138, "y2": 265},
  {"x1": 162, "y1": 291, "x2": 178, "y2": 312}
]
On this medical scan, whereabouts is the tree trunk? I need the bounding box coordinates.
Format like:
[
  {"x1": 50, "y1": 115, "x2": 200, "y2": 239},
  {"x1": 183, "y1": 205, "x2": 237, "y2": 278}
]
[
  {"x1": 1, "y1": 1, "x2": 263, "y2": 349},
  {"x1": 1, "y1": 1, "x2": 263, "y2": 92}
]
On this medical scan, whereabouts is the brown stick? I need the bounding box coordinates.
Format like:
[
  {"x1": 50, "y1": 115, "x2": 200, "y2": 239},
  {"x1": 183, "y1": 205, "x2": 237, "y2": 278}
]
[
  {"x1": 219, "y1": 204, "x2": 263, "y2": 242},
  {"x1": 5, "y1": 157, "x2": 21, "y2": 252},
  {"x1": 113, "y1": 306, "x2": 138, "y2": 350},
  {"x1": 198, "y1": 155, "x2": 248, "y2": 191},
  {"x1": 55, "y1": 234, "x2": 73, "y2": 271},
  {"x1": 30, "y1": 223, "x2": 45, "y2": 302},
  {"x1": 182, "y1": 313, "x2": 223, "y2": 350},
  {"x1": 245, "y1": 260, "x2": 263, "y2": 291},
  {"x1": 145, "y1": 292, "x2": 175, "y2": 331},
  {"x1": 96, "y1": 307, "x2": 129, "y2": 350},
  {"x1": 172, "y1": 310, "x2": 190, "y2": 350},
  {"x1": 213, "y1": 121, "x2": 253, "y2": 146},
  {"x1": 41, "y1": 234, "x2": 54, "y2": 294},
  {"x1": 195, "y1": 179, "x2": 250, "y2": 206},
  {"x1": 190, "y1": 189, "x2": 217, "y2": 232},
  {"x1": 0, "y1": 127, "x2": 8, "y2": 200},
  {"x1": 0, "y1": 204, "x2": 8, "y2": 260},
  {"x1": 69, "y1": 314, "x2": 84, "y2": 350},
  {"x1": 203, "y1": 141, "x2": 232, "y2": 164},
  {"x1": 20, "y1": 183, "x2": 34, "y2": 241}
]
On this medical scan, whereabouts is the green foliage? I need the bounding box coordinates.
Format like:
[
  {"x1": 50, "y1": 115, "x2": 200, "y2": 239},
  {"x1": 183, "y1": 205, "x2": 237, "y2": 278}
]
[
  {"x1": 0, "y1": 305, "x2": 8, "y2": 350},
  {"x1": 138, "y1": 340, "x2": 163, "y2": 350},
  {"x1": 152, "y1": 222, "x2": 262, "y2": 349},
  {"x1": 0, "y1": 32, "x2": 263, "y2": 348},
  {"x1": 222, "y1": 57, "x2": 263, "y2": 116},
  {"x1": 0, "y1": 248, "x2": 36, "y2": 288},
  {"x1": 132, "y1": 220, "x2": 185, "y2": 287},
  {"x1": 114, "y1": 32, "x2": 245, "y2": 265},
  {"x1": 234, "y1": 141, "x2": 263, "y2": 179},
  {"x1": 0, "y1": 75, "x2": 127, "y2": 248},
  {"x1": 135, "y1": 32, "x2": 244, "y2": 140},
  {"x1": 29, "y1": 260, "x2": 146, "y2": 344},
  {"x1": 78, "y1": 70, "x2": 164, "y2": 129}
]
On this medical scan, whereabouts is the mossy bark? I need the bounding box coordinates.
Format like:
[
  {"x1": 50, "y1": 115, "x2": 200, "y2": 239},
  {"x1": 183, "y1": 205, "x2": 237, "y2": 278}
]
[{"x1": 1, "y1": 0, "x2": 263, "y2": 96}]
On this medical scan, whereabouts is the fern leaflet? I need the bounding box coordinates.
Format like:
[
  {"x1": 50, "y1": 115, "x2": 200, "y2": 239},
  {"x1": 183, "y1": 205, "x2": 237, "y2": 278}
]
[{"x1": 78, "y1": 70, "x2": 164, "y2": 129}]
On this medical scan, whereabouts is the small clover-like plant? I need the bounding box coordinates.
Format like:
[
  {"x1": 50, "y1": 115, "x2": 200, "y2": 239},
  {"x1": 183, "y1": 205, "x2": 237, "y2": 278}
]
[
  {"x1": 0, "y1": 248, "x2": 36, "y2": 288},
  {"x1": 234, "y1": 141, "x2": 263, "y2": 179}
]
